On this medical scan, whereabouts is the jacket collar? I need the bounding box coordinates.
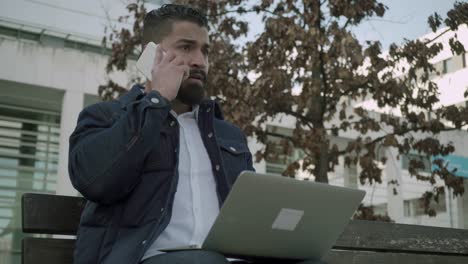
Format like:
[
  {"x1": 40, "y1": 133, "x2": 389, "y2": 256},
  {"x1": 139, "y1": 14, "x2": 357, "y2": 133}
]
[
  {"x1": 118, "y1": 84, "x2": 145, "y2": 109},
  {"x1": 199, "y1": 99, "x2": 224, "y2": 121},
  {"x1": 170, "y1": 105, "x2": 199, "y2": 121},
  {"x1": 118, "y1": 84, "x2": 225, "y2": 121}
]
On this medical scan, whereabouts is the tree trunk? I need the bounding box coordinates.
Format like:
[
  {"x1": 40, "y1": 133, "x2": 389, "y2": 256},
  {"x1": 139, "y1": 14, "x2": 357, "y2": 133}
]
[{"x1": 314, "y1": 140, "x2": 329, "y2": 183}]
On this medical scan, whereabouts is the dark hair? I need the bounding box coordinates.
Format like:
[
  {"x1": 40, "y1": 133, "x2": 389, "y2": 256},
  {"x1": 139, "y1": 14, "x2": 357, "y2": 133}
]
[{"x1": 142, "y1": 4, "x2": 208, "y2": 46}]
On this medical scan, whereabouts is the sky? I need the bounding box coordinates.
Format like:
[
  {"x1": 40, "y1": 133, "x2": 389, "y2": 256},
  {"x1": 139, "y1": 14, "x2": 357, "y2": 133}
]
[
  {"x1": 0, "y1": 0, "x2": 461, "y2": 48},
  {"x1": 353, "y1": 0, "x2": 460, "y2": 49}
]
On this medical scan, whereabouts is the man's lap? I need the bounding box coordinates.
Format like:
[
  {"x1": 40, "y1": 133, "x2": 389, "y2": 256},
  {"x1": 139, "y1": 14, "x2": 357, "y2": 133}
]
[
  {"x1": 140, "y1": 250, "x2": 229, "y2": 264},
  {"x1": 140, "y1": 250, "x2": 325, "y2": 264}
]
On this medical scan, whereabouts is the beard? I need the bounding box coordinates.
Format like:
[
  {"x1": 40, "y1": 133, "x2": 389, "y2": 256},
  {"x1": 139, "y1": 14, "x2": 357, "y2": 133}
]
[{"x1": 176, "y1": 69, "x2": 207, "y2": 105}]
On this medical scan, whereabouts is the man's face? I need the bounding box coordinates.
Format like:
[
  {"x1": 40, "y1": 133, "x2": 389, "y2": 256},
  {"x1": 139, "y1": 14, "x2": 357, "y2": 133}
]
[{"x1": 160, "y1": 21, "x2": 210, "y2": 105}]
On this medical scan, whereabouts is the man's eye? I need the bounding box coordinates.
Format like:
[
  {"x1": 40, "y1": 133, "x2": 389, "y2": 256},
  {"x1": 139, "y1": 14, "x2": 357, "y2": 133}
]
[{"x1": 181, "y1": 45, "x2": 190, "y2": 51}]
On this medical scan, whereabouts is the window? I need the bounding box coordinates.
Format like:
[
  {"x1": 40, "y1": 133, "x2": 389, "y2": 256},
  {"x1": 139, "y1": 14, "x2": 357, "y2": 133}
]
[
  {"x1": 0, "y1": 103, "x2": 60, "y2": 263},
  {"x1": 443, "y1": 59, "x2": 448, "y2": 74},
  {"x1": 442, "y1": 55, "x2": 464, "y2": 75},
  {"x1": 373, "y1": 203, "x2": 388, "y2": 216},
  {"x1": 451, "y1": 55, "x2": 463, "y2": 73},
  {"x1": 403, "y1": 200, "x2": 411, "y2": 217},
  {"x1": 145, "y1": 0, "x2": 167, "y2": 4},
  {"x1": 402, "y1": 153, "x2": 431, "y2": 173},
  {"x1": 463, "y1": 52, "x2": 467, "y2": 68},
  {"x1": 403, "y1": 196, "x2": 446, "y2": 217},
  {"x1": 429, "y1": 60, "x2": 444, "y2": 79},
  {"x1": 265, "y1": 125, "x2": 304, "y2": 175},
  {"x1": 343, "y1": 162, "x2": 358, "y2": 188}
]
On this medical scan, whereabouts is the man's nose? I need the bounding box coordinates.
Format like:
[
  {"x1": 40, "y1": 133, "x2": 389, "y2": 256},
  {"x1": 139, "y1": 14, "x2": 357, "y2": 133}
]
[{"x1": 190, "y1": 50, "x2": 207, "y2": 68}]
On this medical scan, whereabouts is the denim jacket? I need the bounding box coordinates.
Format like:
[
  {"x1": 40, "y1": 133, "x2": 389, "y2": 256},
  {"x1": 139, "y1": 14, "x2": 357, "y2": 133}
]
[{"x1": 68, "y1": 84, "x2": 255, "y2": 264}]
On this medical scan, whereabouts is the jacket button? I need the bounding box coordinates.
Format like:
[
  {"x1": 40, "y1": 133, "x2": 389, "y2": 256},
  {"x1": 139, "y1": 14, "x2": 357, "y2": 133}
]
[
  {"x1": 208, "y1": 132, "x2": 213, "y2": 138},
  {"x1": 151, "y1": 98, "x2": 160, "y2": 104},
  {"x1": 206, "y1": 108, "x2": 211, "y2": 113},
  {"x1": 160, "y1": 208, "x2": 165, "y2": 212},
  {"x1": 229, "y1": 146, "x2": 237, "y2": 152},
  {"x1": 142, "y1": 240, "x2": 147, "y2": 245},
  {"x1": 215, "y1": 165, "x2": 220, "y2": 171},
  {"x1": 170, "y1": 121, "x2": 176, "y2": 126}
]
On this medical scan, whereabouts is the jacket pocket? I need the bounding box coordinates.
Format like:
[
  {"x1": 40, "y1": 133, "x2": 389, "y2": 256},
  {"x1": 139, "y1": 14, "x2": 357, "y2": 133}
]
[{"x1": 218, "y1": 139, "x2": 250, "y2": 184}]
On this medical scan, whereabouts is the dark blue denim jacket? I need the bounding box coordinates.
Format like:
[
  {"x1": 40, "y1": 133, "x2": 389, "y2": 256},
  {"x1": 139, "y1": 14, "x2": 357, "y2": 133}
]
[{"x1": 68, "y1": 84, "x2": 255, "y2": 264}]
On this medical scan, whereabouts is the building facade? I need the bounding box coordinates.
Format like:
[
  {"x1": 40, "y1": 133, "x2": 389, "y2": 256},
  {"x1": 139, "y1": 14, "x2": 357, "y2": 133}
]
[{"x1": 0, "y1": 1, "x2": 467, "y2": 263}]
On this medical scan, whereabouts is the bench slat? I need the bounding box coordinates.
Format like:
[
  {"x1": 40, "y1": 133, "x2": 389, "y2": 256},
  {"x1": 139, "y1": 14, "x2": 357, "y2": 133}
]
[
  {"x1": 21, "y1": 237, "x2": 468, "y2": 264},
  {"x1": 22, "y1": 237, "x2": 75, "y2": 264},
  {"x1": 22, "y1": 193, "x2": 86, "y2": 235},
  {"x1": 324, "y1": 249, "x2": 468, "y2": 264},
  {"x1": 21, "y1": 193, "x2": 468, "y2": 259},
  {"x1": 336, "y1": 220, "x2": 468, "y2": 255}
]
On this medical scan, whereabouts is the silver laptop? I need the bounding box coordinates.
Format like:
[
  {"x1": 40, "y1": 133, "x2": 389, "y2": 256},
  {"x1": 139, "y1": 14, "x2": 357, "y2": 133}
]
[{"x1": 160, "y1": 171, "x2": 365, "y2": 261}]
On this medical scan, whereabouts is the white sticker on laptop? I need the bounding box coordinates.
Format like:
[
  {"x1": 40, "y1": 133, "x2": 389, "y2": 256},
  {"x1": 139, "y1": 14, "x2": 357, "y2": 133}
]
[{"x1": 272, "y1": 208, "x2": 304, "y2": 231}]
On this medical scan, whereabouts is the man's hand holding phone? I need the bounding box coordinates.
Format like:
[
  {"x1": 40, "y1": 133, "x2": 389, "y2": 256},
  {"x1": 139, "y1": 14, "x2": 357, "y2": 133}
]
[
  {"x1": 136, "y1": 42, "x2": 190, "y2": 101},
  {"x1": 151, "y1": 44, "x2": 189, "y2": 101}
]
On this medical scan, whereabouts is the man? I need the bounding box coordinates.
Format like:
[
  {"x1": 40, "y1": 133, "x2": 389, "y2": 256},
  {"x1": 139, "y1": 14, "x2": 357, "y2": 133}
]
[{"x1": 69, "y1": 4, "x2": 320, "y2": 264}]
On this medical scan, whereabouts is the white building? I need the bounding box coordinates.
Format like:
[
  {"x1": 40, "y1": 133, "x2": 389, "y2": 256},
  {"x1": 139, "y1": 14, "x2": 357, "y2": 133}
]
[
  {"x1": 0, "y1": 0, "x2": 467, "y2": 263},
  {"x1": 248, "y1": 25, "x2": 468, "y2": 230}
]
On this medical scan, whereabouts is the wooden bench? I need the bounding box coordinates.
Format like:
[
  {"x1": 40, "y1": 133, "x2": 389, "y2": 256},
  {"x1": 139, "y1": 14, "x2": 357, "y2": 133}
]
[
  {"x1": 22, "y1": 193, "x2": 468, "y2": 264},
  {"x1": 21, "y1": 193, "x2": 86, "y2": 264}
]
